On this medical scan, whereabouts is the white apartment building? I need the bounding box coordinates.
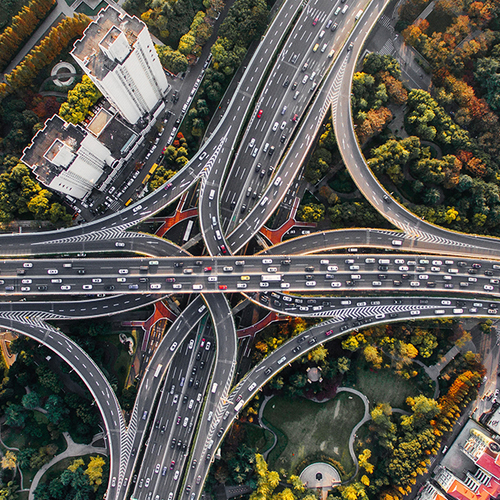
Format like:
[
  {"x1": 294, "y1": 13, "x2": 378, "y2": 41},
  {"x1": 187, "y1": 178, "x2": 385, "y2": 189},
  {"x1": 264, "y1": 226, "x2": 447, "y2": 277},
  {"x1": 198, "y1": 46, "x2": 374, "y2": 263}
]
[
  {"x1": 71, "y1": 5, "x2": 168, "y2": 125},
  {"x1": 21, "y1": 115, "x2": 114, "y2": 200}
]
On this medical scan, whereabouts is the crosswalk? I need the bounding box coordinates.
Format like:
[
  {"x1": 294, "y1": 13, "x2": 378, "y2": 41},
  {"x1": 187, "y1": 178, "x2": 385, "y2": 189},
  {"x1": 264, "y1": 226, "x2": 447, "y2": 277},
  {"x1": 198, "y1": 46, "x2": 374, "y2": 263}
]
[
  {"x1": 305, "y1": 5, "x2": 328, "y2": 23},
  {"x1": 378, "y1": 14, "x2": 395, "y2": 33},
  {"x1": 378, "y1": 38, "x2": 395, "y2": 56}
]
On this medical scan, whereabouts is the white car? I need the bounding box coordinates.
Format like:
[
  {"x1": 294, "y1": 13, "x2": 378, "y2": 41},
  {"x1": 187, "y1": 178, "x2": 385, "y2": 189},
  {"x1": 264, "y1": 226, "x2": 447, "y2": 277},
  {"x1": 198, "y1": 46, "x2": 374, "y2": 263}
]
[
  {"x1": 272, "y1": 121, "x2": 279, "y2": 131},
  {"x1": 173, "y1": 284, "x2": 182, "y2": 289},
  {"x1": 150, "y1": 284, "x2": 162, "y2": 289},
  {"x1": 21, "y1": 286, "x2": 30, "y2": 292},
  {"x1": 208, "y1": 276, "x2": 218, "y2": 282},
  {"x1": 484, "y1": 285, "x2": 494, "y2": 291},
  {"x1": 331, "y1": 281, "x2": 342, "y2": 288},
  {"x1": 118, "y1": 269, "x2": 129, "y2": 274},
  {"x1": 305, "y1": 281, "x2": 316, "y2": 287},
  {"x1": 47, "y1": 269, "x2": 58, "y2": 274},
  {"x1": 21, "y1": 279, "x2": 32, "y2": 284},
  {"x1": 410, "y1": 310, "x2": 421, "y2": 316},
  {"x1": 260, "y1": 282, "x2": 269, "y2": 287},
  {"x1": 262, "y1": 259, "x2": 272, "y2": 264},
  {"x1": 327, "y1": 265, "x2": 338, "y2": 272},
  {"x1": 115, "y1": 242, "x2": 125, "y2": 247},
  {"x1": 23, "y1": 263, "x2": 33, "y2": 268},
  {"x1": 92, "y1": 278, "x2": 102, "y2": 283},
  {"x1": 83, "y1": 285, "x2": 93, "y2": 290},
  {"x1": 280, "y1": 282, "x2": 290, "y2": 288},
  {"x1": 237, "y1": 283, "x2": 247, "y2": 289},
  {"x1": 170, "y1": 342, "x2": 178, "y2": 352},
  {"x1": 61, "y1": 285, "x2": 71, "y2": 290}
]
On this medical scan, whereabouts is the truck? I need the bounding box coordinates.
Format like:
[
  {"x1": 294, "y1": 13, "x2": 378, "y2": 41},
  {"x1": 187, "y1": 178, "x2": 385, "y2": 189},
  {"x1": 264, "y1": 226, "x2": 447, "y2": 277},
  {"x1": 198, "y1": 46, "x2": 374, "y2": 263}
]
[{"x1": 261, "y1": 274, "x2": 283, "y2": 282}]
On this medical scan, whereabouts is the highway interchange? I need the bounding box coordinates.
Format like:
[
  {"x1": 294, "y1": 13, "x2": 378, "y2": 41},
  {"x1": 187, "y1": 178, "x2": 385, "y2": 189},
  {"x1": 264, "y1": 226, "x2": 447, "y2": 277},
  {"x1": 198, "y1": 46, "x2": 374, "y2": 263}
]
[{"x1": 3, "y1": 0, "x2": 500, "y2": 499}]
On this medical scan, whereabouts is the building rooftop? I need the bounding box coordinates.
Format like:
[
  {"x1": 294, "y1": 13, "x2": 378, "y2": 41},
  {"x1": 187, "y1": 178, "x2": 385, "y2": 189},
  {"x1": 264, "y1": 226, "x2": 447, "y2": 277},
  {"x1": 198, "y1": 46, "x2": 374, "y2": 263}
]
[
  {"x1": 87, "y1": 106, "x2": 137, "y2": 157},
  {"x1": 21, "y1": 115, "x2": 85, "y2": 185},
  {"x1": 71, "y1": 5, "x2": 143, "y2": 81}
]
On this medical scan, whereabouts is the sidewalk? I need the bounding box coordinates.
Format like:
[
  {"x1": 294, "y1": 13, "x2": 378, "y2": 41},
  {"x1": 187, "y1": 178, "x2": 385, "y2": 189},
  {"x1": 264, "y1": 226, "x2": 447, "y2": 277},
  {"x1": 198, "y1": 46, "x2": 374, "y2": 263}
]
[{"x1": 28, "y1": 432, "x2": 107, "y2": 500}]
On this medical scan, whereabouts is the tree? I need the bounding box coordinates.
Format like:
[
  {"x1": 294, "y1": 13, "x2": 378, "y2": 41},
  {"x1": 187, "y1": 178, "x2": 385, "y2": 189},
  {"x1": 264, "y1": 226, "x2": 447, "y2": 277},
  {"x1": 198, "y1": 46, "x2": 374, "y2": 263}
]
[
  {"x1": 85, "y1": 456, "x2": 106, "y2": 490},
  {"x1": 44, "y1": 395, "x2": 69, "y2": 424},
  {"x1": 358, "y1": 449, "x2": 374, "y2": 474},
  {"x1": 337, "y1": 357, "x2": 351, "y2": 374},
  {"x1": 22, "y1": 391, "x2": 40, "y2": 410},
  {"x1": 1, "y1": 451, "x2": 17, "y2": 470},
  {"x1": 59, "y1": 75, "x2": 101, "y2": 124},
  {"x1": 363, "y1": 345, "x2": 383, "y2": 369},
  {"x1": 5, "y1": 404, "x2": 27, "y2": 427},
  {"x1": 308, "y1": 345, "x2": 328, "y2": 363}
]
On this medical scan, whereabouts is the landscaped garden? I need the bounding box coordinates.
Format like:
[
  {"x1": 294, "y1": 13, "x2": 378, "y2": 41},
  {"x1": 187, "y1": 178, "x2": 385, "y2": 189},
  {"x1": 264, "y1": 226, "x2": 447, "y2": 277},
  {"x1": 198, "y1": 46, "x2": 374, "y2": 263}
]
[{"x1": 263, "y1": 393, "x2": 364, "y2": 473}]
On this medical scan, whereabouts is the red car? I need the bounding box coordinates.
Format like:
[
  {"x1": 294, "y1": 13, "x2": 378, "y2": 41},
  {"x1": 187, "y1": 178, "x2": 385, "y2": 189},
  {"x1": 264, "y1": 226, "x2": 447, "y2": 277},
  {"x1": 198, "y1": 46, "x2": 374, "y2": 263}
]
[
  {"x1": 292, "y1": 114, "x2": 298, "y2": 122},
  {"x1": 219, "y1": 245, "x2": 227, "y2": 255},
  {"x1": 312, "y1": 17, "x2": 319, "y2": 25},
  {"x1": 257, "y1": 109, "x2": 263, "y2": 118},
  {"x1": 219, "y1": 285, "x2": 227, "y2": 290},
  {"x1": 166, "y1": 277, "x2": 176, "y2": 282},
  {"x1": 165, "y1": 183, "x2": 172, "y2": 190},
  {"x1": 204, "y1": 266, "x2": 212, "y2": 272},
  {"x1": 325, "y1": 330, "x2": 334, "y2": 336}
]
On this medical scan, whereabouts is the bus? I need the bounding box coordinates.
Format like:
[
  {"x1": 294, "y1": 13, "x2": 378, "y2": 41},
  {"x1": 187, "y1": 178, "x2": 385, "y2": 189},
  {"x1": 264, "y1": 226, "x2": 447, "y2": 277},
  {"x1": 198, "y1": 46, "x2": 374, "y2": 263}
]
[
  {"x1": 183, "y1": 220, "x2": 194, "y2": 242},
  {"x1": 261, "y1": 274, "x2": 283, "y2": 282},
  {"x1": 142, "y1": 174, "x2": 151, "y2": 185},
  {"x1": 149, "y1": 163, "x2": 159, "y2": 175},
  {"x1": 154, "y1": 364, "x2": 163, "y2": 378}
]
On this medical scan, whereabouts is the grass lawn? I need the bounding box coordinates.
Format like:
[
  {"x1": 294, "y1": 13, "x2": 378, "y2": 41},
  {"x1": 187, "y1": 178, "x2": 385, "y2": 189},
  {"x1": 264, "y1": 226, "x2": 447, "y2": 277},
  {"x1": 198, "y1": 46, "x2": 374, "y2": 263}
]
[
  {"x1": 75, "y1": 0, "x2": 108, "y2": 16},
  {"x1": 354, "y1": 368, "x2": 419, "y2": 409},
  {"x1": 425, "y1": 9, "x2": 453, "y2": 35},
  {"x1": 243, "y1": 423, "x2": 275, "y2": 454},
  {"x1": 263, "y1": 393, "x2": 364, "y2": 473}
]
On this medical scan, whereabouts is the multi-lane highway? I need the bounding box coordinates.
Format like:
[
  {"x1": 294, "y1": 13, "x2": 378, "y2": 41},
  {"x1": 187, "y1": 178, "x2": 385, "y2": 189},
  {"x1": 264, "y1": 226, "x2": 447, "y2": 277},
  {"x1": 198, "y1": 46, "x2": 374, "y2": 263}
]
[{"x1": 3, "y1": 0, "x2": 500, "y2": 498}]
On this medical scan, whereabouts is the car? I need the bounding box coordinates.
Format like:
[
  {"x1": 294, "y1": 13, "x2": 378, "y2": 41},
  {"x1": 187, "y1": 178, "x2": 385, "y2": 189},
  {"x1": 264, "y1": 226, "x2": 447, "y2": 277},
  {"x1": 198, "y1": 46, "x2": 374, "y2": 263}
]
[
  {"x1": 219, "y1": 284, "x2": 227, "y2": 290},
  {"x1": 23, "y1": 263, "x2": 33, "y2": 268},
  {"x1": 61, "y1": 285, "x2": 71, "y2": 291},
  {"x1": 48, "y1": 269, "x2": 58, "y2": 275},
  {"x1": 292, "y1": 113, "x2": 298, "y2": 122},
  {"x1": 115, "y1": 242, "x2": 125, "y2": 247},
  {"x1": 331, "y1": 22, "x2": 338, "y2": 30},
  {"x1": 280, "y1": 121, "x2": 286, "y2": 130},
  {"x1": 165, "y1": 182, "x2": 173, "y2": 190},
  {"x1": 305, "y1": 281, "x2": 316, "y2": 287},
  {"x1": 272, "y1": 121, "x2": 279, "y2": 131},
  {"x1": 173, "y1": 471, "x2": 180, "y2": 481},
  {"x1": 257, "y1": 109, "x2": 263, "y2": 118},
  {"x1": 155, "y1": 464, "x2": 160, "y2": 474},
  {"x1": 312, "y1": 17, "x2": 319, "y2": 25},
  {"x1": 166, "y1": 277, "x2": 176, "y2": 282},
  {"x1": 204, "y1": 266, "x2": 212, "y2": 272},
  {"x1": 83, "y1": 285, "x2": 93, "y2": 290},
  {"x1": 170, "y1": 342, "x2": 178, "y2": 351},
  {"x1": 485, "y1": 285, "x2": 494, "y2": 291},
  {"x1": 145, "y1": 478, "x2": 151, "y2": 487},
  {"x1": 220, "y1": 245, "x2": 228, "y2": 254},
  {"x1": 347, "y1": 42, "x2": 354, "y2": 51},
  {"x1": 118, "y1": 269, "x2": 129, "y2": 274},
  {"x1": 223, "y1": 266, "x2": 233, "y2": 272}
]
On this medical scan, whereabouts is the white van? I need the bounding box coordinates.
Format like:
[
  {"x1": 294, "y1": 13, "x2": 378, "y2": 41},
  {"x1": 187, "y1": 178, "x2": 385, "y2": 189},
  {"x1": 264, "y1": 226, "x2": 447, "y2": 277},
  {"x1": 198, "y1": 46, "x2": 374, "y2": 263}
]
[
  {"x1": 355, "y1": 9, "x2": 363, "y2": 20},
  {"x1": 342, "y1": 4, "x2": 348, "y2": 13}
]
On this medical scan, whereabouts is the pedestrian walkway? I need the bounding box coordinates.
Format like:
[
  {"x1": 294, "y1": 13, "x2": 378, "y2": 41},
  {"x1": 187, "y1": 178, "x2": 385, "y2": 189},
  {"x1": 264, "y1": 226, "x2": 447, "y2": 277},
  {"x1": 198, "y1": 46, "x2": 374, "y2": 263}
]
[
  {"x1": 29, "y1": 432, "x2": 107, "y2": 500},
  {"x1": 155, "y1": 194, "x2": 198, "y2": 237},
  {"x1": 237, "y1": 311, "x2": 283, "y2": 338},
  {"x1": 260, "y1": 197, "x2": 316, "y2": 245},
  {"x1": 122, "y1": 300, "x2": 177, "y2": 350}
]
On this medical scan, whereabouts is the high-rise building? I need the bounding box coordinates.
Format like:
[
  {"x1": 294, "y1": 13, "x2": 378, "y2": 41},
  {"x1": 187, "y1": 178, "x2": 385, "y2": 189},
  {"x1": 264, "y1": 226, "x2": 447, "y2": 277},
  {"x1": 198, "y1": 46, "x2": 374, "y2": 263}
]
[
  {"x1": 21, "y1": 115, "x2": 114, "y2": 200},
  {"x1": 71, "y1": 5, "x2": 168, "y2": 125}
]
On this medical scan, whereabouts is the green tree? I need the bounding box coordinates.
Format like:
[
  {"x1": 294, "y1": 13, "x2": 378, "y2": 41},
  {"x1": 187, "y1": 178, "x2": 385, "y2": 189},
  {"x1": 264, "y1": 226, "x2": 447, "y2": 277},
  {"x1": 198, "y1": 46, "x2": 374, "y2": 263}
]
[{"x1": 22, "y1": 391, "x2": 40, "y2": 410}]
